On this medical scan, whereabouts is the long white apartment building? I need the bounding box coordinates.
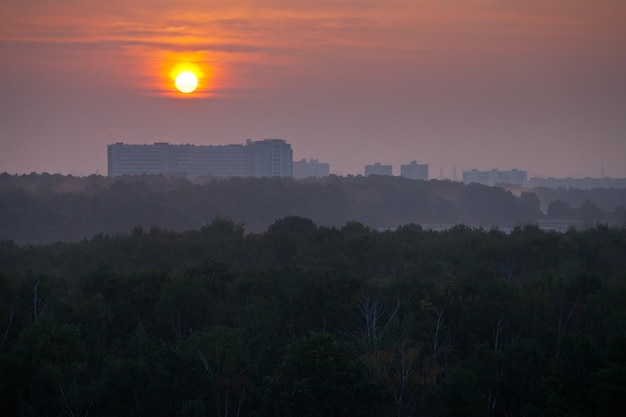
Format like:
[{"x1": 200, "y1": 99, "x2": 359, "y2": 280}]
[
  {"x1": 463, "y1": 169, "x2": 527, "y2": 187},
  {"x1": 107, "y1": 139, "x2": 292, "y2": 178}
]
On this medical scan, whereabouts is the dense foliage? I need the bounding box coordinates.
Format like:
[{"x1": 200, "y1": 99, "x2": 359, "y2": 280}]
[
  {"x1": 1, "y1": 217, "x2": 626, "y2": 416},
  {"x1": 3, "y1": 172, "x2": 625, "y2": 244}
]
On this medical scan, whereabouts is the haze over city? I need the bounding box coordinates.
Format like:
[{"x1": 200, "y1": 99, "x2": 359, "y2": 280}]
[{"x1": 1, "y1": 0, "x2": 625, "y2": 178}]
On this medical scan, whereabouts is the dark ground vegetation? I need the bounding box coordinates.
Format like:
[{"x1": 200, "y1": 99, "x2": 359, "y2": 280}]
[{"x1": 1, "y1": 212, "x2": 626, "y2": 416}]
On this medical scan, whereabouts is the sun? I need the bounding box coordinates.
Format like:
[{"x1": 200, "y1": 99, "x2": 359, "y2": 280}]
[
  {"x1": 175, "y1": 70, "x2": 198, "y2": 94},
  {"x1": 164, "y1": 59, "x2": 209, "y2": 97}
]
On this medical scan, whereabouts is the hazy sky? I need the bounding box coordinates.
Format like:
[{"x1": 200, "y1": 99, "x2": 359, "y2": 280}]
[{"x1": 1, "y1": 0, "x2": 625, "y2": 178}]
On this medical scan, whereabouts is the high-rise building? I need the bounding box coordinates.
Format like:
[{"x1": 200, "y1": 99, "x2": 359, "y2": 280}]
[
  {"x1": 292, "y1": 158, "x2": 330, "y2": 179},
  {"x1": 107, "y1": 139, "x2": 292, "y2": 178},
  {"x1": 245, "y1": 139, "x2": 293, "y2": 178},
  {"x1": 365, "y1": 162, "x2": 393, "y2": 176},
  {"x1": 462, "y1": 169, "x2": 527, "y2": 187},
  {"x1": 400, "y1": 161, "x2": 428, "y2": 180}
]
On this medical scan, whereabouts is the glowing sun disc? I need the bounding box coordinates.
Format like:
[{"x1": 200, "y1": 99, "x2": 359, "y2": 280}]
[{"x1": 175, "y1": 71, "x2": 198, "y2": 93}]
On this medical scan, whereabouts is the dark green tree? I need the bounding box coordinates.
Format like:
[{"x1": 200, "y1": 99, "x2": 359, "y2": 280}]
[
  {"x1": 580, "y1": 200, "x2": 603, "y2": 228},
  {"x1": 260, "y1": 332, "x2": 387, "y2": 417},
  {"x1": 547, "y1": 199, "x2": 574, "y2": 219}
]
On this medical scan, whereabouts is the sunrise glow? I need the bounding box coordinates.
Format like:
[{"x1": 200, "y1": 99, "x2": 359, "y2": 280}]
[{"x1": 160, "y1": 58, "x2": 213, "y2": 98}]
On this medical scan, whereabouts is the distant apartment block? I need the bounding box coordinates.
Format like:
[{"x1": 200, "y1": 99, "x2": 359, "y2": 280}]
[
  {"x1": 365, "y1": 162, "x2": 393, "y2": 176},
  {"x1": 293, "y1": 158, "x2": 330, "y2": 179},
  {"x1": 462, "y1": 169, "x2": 527, "y2": 187},
  {"x1": 527, "y1": 177, "x2": 626, "y2": 190},
  {"x1": 244, "y1": 139, "x2": 293, "y2": 178},
  {"x1": 400, "y1": 161, "x2": 428, "y2": 180},
  {"x1": 107, "y1": 139, "x2": 292, "y2": 178}
]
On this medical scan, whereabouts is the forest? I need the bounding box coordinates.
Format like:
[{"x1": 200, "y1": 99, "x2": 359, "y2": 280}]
[
  {"x1": 2, "y1": 172, "x2": 626, "y2": 244},
  {"x1": 1, "y1": 216, "x2": 626, "y2": 416}
]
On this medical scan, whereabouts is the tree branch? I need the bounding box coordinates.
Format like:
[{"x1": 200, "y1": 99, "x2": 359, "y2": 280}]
[{"x1": 0, "y1": 310, "x2": 15, "y2": 351}]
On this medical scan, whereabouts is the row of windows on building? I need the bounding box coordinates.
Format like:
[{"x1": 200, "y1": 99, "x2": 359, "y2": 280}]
[
  {"x1": 462, "y1": 169, "x2": 528, "y2": 187},
  {"x1": 108, "y1": 140, "x2": 293, "y2": 178}
]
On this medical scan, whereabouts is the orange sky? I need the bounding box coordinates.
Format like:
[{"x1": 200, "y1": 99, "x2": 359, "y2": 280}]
[{"x1": 1, "y1": 0, "x2": 625, "y2": 177}]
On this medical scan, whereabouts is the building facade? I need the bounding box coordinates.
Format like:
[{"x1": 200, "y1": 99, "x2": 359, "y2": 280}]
[
  {"x1": 462, "y1": 169, "x2": 527, "y2": 187},
  {"x1": 245, "y1": 139, "x2": 293, "y2": 178},
  {"x1": 400, "y1": 161, "x2": 428, "y2": 180},
  {"x1": 292, "y1": 158, "x2": 330, "y2": 179},
  {"x1": 365, "y1": 162, "x2": 393, "y2": 176},
  {"x1": 107, "y1": 139, "x2": 292, "y2": 178},
  {"x1": 107, "y1": 142, "x2": 172, "y2": 176}
]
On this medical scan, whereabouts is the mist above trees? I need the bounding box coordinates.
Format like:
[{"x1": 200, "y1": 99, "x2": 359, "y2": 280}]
[{"x1": 2, "y1": 172, "x2": 625, "y2": 244}]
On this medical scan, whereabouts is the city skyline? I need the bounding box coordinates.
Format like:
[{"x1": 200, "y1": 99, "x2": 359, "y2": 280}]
[
  {"x1": 1, "y1": 1, "x2": 625, "y2": 178},
  {"x1": 106, "y1": 139, "x2": 530, "y2": 180},
  {"x1": 2, "y1": 136, "x2": 625, "y2": 181},
  {"x1": 106, "y1": 140, "x2": 626, "y2": 185}
]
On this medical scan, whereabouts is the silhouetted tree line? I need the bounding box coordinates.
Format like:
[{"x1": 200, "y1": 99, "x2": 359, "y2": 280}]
[
  {"x1": 2, "y1": 172, "x2": 625, "y2": 244},
  {"x1": 532, "y1": 186, "x2": 626, "y2": 215},
  {"x1": 1, "y1": 217, "x2": 626, "y2": 416}
]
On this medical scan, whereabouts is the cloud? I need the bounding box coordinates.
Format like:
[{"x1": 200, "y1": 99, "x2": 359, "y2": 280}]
[
  {"x1": 1, "y1": 0, "x2": 624, "y2": 101},
  {"x1": 4, "y1": 1, "x2": 623, "y2": 56}
]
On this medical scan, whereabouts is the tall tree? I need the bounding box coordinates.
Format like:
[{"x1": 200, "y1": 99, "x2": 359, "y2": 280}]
[{"x1": 259, "y1": 332, "x2": 386, "y2": 417}]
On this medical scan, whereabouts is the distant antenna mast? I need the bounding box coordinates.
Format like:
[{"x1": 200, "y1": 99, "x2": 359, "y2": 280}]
[
  {"x1": 439, "y1": 166, "x2": 444, "y2": 180},
  {"x1": 453, "y1": 166, "x2": 457, "y2": 182},
  {"x1": 601, "y1": 163, "x2": 605, "y2": 178}
]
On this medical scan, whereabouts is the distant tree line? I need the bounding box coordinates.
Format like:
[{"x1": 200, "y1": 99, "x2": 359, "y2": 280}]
[
  {"x1": 2, "y1": 172, "x2": 625, "y2": 244},
  {"x1": 1, "y1": 217, "x2": 626, "y2": 416}
]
